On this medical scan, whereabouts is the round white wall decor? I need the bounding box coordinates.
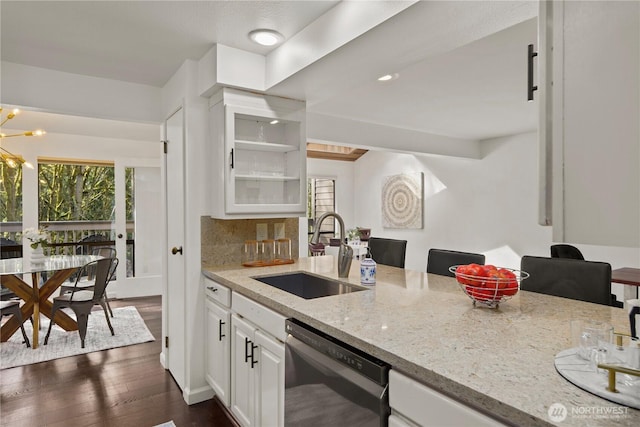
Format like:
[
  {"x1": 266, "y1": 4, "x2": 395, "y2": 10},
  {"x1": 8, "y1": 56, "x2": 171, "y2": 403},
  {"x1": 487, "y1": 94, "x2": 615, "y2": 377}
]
[{"x1": 381, "y1": 172, "x2": 423, "y2": 229}]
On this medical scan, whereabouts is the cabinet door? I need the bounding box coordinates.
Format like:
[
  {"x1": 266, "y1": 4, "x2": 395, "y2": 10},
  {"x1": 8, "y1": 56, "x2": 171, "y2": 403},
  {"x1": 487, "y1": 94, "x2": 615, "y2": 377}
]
[
  {"x1": 544, "y1": 0, "x2": 640, "y2": 246},
  {"x1": 205, "y1": 298, "x2": 231, "y2": 406},
  {"x1": 254, "y1": 329, "x2": 285, "y2": 427},
  {"x1": 231, "y1": 314, "x2": 257, "y2": 427},
  {"x1": 224, "y1": 104, "x2": 306, "y2": 216}
]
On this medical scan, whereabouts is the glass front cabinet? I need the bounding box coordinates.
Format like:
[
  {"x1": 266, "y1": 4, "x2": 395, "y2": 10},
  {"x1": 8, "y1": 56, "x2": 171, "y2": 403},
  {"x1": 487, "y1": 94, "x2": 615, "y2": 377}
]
[{"x1": 208, "y1": 88, "x2": 307, "y2": 218}]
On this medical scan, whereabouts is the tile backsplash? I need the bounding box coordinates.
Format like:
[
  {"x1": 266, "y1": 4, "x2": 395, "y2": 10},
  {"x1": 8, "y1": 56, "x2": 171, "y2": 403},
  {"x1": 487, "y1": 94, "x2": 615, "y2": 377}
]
[{"x1": 201, "y1": 217, "x2": 299, "y2": 266}]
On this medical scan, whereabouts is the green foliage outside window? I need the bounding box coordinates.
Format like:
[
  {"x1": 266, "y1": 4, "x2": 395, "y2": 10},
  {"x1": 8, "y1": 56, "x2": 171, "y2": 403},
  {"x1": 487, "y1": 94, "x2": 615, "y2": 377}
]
[
  {"x1": 38, "y1": 163, "x2": 116, "y2": 221},
  {"x1": 1, "y1": 162, "x2": 133, "y2": 223},
  {"x1": 0, "y1": 162, "x2": 23, "y2": 222}
]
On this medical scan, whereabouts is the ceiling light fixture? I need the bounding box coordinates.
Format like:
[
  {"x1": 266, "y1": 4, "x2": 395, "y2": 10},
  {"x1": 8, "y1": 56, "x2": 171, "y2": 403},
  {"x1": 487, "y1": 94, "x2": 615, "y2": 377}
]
[
  {"x1": 0, "y1": 146, "x2": 33, "y2": 169},
  {"x1": 377, "y1": 73, "x2": 399, "y2": 82},
  {"x1": 249, "y1": 29, "x2": 284, "y2": 46},
  {"x1": 0, "y1": 107, "x2": 45, "y2": 169},
  {"x1": 270, "y1": 120, "x2": 279, "y2": 125}
]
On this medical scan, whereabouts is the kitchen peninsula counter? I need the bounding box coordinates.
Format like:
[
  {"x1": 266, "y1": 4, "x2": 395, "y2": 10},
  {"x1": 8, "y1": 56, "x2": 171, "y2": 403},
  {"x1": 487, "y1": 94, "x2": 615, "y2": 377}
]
[{"x1": 202, "y1": 256, "x2": 638, "y2": 426}]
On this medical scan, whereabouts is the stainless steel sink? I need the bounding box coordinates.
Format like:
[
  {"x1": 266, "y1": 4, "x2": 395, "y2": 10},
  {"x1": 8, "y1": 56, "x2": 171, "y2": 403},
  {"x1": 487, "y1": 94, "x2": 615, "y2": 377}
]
[{"x1": 252, "y1": 271, "x2": 367, "y2": 300}]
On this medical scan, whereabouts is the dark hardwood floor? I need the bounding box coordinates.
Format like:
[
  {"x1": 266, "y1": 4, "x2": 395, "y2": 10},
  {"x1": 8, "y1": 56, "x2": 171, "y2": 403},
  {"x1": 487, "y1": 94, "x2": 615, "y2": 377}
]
[{"x1": 0, "y1": 296, "x2": 236, "y2": 427}]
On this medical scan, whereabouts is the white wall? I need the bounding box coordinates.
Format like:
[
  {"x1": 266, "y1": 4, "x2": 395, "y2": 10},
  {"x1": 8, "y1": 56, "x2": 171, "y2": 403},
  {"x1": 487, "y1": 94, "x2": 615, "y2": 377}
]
[
  {"x1": 2, "y1": 62, "x2": 162, "y2": 123},
  {"x1": 2, "y1": 130, "x2": 159, "y2": 163},
  {"x1": 299, "y1": 157, "x2": 355, "y2": 256},
  {"x1": 349, "y1": 131, "x2": 639, "y2": 299}
]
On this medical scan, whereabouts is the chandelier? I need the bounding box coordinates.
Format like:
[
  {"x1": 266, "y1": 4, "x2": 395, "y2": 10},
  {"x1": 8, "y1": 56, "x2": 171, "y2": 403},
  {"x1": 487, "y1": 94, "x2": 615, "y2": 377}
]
[{"x1": 0, "y1": 107, "x2": 46, "y2": 169}]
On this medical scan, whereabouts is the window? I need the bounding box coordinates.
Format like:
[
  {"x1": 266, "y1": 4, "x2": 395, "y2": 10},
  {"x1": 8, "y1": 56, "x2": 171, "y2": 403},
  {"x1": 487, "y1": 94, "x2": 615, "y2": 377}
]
[
  {"x1": 0, "y1": 162, "x2": 23, "y2": 251},
  {"x1": 39, "y1": 161, "x2": 116, "y2": 223},
  {"x1": 37, "y1": 160, "x2": 118, "y2": 254},
  {"x1": 307, "y1": 178, "x2": 335, "y2": 243}
]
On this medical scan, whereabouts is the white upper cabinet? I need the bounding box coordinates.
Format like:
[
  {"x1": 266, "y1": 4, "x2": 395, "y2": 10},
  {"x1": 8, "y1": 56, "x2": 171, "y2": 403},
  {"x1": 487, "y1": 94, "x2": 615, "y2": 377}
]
[
  {"x1": 539, "y1": 0, "x2": 640, "y2": 247},
  {"x1": 208, "y1": 87, "x2": 307, "y2": 219}
]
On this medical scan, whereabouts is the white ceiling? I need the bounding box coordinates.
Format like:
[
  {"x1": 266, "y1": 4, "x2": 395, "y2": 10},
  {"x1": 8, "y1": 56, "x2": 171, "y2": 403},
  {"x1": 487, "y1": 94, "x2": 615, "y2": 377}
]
[
  {"x1": 1, "y1": 1, "x2": 538, "y2": 148},
  {"x1": 1, "y1": 0, "x2": 340, "y2": 87}
]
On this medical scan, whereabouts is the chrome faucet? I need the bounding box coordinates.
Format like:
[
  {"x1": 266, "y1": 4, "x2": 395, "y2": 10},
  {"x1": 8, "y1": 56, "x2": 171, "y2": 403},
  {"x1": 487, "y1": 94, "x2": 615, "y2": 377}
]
[{"x1": 310, "y1": 212, "x2": 353, "y2": 278}]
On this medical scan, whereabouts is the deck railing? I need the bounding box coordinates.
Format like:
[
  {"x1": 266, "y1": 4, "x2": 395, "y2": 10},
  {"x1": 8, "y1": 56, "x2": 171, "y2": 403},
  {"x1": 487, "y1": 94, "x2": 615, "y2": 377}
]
[{"x1": 1, "y1": 221, "x2": 135, "y2": 274}]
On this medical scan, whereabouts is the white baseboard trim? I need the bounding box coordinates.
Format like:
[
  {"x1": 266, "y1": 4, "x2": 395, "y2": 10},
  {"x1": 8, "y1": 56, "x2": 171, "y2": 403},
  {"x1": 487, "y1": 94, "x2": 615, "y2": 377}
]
[
  {"x1": 183, "y1": 385, "x2": 215, "y2": 405},
  {"x1": 159, "y1": 352, "x2": 167, "y2": 369}
]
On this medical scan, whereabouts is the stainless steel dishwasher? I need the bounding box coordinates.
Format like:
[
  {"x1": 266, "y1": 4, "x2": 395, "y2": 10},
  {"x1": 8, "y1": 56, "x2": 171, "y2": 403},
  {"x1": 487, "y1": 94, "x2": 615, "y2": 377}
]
[{"x1": 284, "y1": 319, "x2": 390, "y2": 427}]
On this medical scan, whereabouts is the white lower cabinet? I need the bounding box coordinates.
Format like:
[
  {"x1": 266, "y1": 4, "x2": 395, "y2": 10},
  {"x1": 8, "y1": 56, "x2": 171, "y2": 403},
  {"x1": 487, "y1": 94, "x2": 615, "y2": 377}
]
[
  {"x1": 229, "y1": 292, "x2": 286, "y2": 427},
  {"x1": 231, "y1": 314, "x2": 255, "y2": 426},
  {"x1": 254, "y1": 329, "x2": 285, "y2": 426},
  {"x1": 389, "y1": 370, "x2": 507, "y2": 427},
  {"x1": 204, "y1": 280, "x2": 232, "y2": 406}
]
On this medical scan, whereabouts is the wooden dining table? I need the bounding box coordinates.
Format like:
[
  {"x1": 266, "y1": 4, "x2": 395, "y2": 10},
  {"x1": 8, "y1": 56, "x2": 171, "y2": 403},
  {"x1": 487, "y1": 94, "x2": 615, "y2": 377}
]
[
  {"x1": 0, "y1": 255, "x2": 99, "y2": 348},
  {"x1": 612, "y1": 267, "x2": 640, "y2": 306}
]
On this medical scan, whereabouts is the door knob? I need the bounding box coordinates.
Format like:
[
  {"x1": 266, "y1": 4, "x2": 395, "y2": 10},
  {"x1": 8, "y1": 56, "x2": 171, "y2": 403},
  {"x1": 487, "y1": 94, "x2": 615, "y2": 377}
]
[{"x1": 171, "y1": 246, "x2": 183, "y2": 255}]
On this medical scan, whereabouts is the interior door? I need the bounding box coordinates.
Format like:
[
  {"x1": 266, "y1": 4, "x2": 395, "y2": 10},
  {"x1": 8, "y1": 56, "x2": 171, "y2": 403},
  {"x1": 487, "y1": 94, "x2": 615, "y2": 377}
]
[
  {"x1": 112, "y1": 160, "x2": 162, "y2": 298},
  {"x1": 164, "y1": 107, "x2": 186, "y2": 389}
]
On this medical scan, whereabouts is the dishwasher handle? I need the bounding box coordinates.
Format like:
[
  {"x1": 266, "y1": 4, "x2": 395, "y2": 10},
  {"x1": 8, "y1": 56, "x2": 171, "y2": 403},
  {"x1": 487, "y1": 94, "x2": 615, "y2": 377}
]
[
  {"x1": 286, "y1": 319, "x2": 389, "y2": 385},
  {"x1": 286, "y1": 335, "x2": 386, "y2": 399}
]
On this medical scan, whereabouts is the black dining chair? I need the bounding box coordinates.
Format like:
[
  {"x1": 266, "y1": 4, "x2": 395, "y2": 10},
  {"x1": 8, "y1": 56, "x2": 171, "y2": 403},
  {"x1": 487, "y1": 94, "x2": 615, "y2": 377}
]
[
  {"x1": 1, "y1": 238, "x2": 22, "y2": 301},
  {"x1": 550, "y1": 244, "x2": 585, "y2": 260},
  {"x1": 44, "y1": 257, "x2": 118, "y2": 348},
  {"x1": 60, "y1": 247, "x2": 117, "y2": 317},
  {"x1": 76, "y1": 234, "x2": 110, "y2": 255},
  {"x1": 0, "y1": 300, "x2": 31, "y2": 347},
  {"x1": 426, "y1": 248, "x2": 485, "y2": 277},
  {"x1": 367, "y1": 237, "x2": 407, "y2": 268},
  {"x1": 308, "y1": 242, "x2": 325, "y2": 257},
  {"x1": 520, "y1": 255, "x2": 619, "y2": 307}
]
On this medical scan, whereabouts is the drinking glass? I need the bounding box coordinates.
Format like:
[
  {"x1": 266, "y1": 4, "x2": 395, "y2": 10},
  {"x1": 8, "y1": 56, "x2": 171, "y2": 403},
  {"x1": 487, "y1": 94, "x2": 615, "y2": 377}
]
[
  {"x1": 261, "y1": 239, "x2": 275, "y2": 266},
  {"x1": 571, "y1": 319, "x2": 613, "y2": 362},
  {"x1": 242, "y1": 240, "x2": 259, "y2": 266},
  {"x1": 275, "y1": 238, "x2": 292, "y2": 263}
]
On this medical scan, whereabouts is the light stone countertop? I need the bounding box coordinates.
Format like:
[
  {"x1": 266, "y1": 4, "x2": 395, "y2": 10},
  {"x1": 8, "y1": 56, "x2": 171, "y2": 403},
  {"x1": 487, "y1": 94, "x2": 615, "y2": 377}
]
[{"x1": 202, "y1": 256, "x2": 640, "y2": 427}]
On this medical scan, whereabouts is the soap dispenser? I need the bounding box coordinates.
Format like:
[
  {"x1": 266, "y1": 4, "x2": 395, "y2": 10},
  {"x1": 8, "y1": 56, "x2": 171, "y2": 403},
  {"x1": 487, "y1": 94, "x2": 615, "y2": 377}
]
[{"x1": 360, "y1": 249, "x2": 376, "y2": 285}]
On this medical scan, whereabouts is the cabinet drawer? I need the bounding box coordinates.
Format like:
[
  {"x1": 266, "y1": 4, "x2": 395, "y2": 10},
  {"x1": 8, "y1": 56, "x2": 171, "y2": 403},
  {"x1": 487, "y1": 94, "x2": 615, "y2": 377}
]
[
  {"x1": 232, "y1": 292, "x2": 286, "y2": 342},
  {"x1": 204, "y1": 277, "x2": 231, "y2": 307},
  {"x1": 389, "y1": 370, "x2": 506, "y2": 427}
]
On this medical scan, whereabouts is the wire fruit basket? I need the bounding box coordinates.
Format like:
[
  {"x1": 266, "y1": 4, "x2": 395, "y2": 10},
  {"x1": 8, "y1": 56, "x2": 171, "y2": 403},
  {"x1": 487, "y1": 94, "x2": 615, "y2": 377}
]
[{"x1": 449, "y1": 265, "x2": 530, "y2": 309}]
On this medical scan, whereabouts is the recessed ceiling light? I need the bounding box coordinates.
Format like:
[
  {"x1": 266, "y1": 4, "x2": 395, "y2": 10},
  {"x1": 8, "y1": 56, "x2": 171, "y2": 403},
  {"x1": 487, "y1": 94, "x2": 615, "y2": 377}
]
[
  {"x1": 248, "y1": 29, "x2": 284, "y2": 46},
  {"x1": 270, "y1": 120, "x2": 279, "y2": 125},
  {"x1": 377, "y1": 73, "x2": 399, "y2": 82}
]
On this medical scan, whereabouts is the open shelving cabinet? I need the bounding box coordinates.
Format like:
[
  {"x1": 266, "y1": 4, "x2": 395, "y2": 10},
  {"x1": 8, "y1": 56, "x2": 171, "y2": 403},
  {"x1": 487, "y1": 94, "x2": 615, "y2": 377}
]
[{"x1": 209, "y1": 88, "x2": 306, "y2": 218}]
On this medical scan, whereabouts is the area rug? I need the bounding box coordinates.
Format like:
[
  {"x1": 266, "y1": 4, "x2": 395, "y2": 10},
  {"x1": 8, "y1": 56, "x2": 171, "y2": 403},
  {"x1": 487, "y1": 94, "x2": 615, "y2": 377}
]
[
  {"x1": 0, "y1": 306, "x2": 155, "y2": 369},
  {"x1": 153, "y1": 422, "x2": 177, "y2": 427}
]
